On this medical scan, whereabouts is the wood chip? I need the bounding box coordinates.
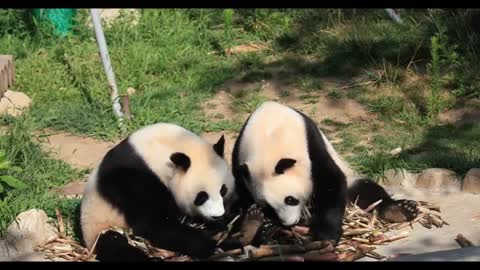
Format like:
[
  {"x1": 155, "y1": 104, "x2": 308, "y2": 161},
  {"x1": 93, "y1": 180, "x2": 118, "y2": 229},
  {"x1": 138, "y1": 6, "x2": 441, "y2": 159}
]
[
  {"x1": 293, "y1": 225, "x2": 310, "y2": 235},
  {"x1": 455, "y1": 234, "x2": 476, "y2": 248},
  {"x1": 343, "y1": 228, "x2": 372, "y2": 236},
  {"x1": 55, "y1": 208, "x2": 65, "y2": 235},
  {"x1": 364, "y1": 199, "x2": 383, "y2": 213}
]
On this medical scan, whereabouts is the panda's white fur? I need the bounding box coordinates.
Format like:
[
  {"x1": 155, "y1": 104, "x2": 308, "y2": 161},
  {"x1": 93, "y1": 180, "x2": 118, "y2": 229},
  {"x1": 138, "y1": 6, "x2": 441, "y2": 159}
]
[
  {"x1": 80, "y1": 123, "x2": 235, "y2": 255},
  {"x1": 81, "y1": 166, "x2": 128, "y2": 250},
  {"x1": 235, "y1": 101, "x2": 313, "y2": 226}
]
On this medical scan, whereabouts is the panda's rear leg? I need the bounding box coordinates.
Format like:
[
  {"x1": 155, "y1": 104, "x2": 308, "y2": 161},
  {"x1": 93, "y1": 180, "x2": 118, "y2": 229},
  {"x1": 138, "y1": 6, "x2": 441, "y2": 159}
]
[
  {"x1": 347, "y1": 178, "x2": 419, "y2": 223},
  {"x1": 379, "y1": 199, "x2": 418, "y2": 223}
]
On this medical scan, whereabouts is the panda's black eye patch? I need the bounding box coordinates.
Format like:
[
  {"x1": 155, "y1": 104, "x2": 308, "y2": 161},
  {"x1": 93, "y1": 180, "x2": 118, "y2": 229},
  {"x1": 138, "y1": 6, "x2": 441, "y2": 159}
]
[
  {"x1": 275, "y1": 158, "x2": 296, "y2": 174},
  {"x1": 194, "y1": 191, "x2": 209, "y2": 206},
  {"x1": 284, "y1": 196, "x2": 299, "y2": 206},
  {"x1": 220, "y1": 184, "x2": 228, "y2": 197}
]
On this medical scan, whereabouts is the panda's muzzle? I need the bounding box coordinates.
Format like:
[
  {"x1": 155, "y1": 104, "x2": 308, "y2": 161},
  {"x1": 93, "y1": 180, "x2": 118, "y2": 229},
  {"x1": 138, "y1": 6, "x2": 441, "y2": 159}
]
[
  {"x1": 210, "y1": 215, "x2": 227, "y2": 229},
  {"x1": 211, "y1": 215, "x2": 224, "y2": 221}
]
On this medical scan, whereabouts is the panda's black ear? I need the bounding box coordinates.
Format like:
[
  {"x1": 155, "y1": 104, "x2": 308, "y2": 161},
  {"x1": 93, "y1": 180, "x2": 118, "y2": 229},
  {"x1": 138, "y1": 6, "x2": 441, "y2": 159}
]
[
  {"x1": 213, "y1": 135, "x2": 225, "y2": 158},
  {"x1": 275, "y1": 158, "x2": 296, "y2": 174},
  {"x1": 170, "y1": 152, "x2": 191, "y2": 171}
]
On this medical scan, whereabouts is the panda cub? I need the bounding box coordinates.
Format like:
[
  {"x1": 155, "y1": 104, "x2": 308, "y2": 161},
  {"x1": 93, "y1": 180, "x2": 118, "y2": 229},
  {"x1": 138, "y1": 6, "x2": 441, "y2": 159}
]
[
  {"x1": 231, "y1": 101, "x2": 418, "y2": 244},
  {"x1": 80, "y1": 123, "x2": 237, "y2": 261}
]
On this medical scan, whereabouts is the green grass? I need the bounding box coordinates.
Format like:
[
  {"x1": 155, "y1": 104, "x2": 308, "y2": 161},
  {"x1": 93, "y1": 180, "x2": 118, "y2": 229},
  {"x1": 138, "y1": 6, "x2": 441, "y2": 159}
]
[
  {"x1": 298, "y1": 77, "x2": 323, "y2": 93},
  {"x1": 1, "y1": 8, "x2": 480, "y2": 239},
  {"x1": 231, "y1": 86, "x2": 268, "y2": 114},
  {"x1": 328, "y1": 90, "x2": 344, "y2": 99},
  {"x1": 1, "y1": 9, "x2": 253, "y2": 140},
  {"x1": 333, "y1": 120, "x2": 480, "y2": 180},
  {"x1": 0, "y1": 117, "x2": 83, "y2": 237}
]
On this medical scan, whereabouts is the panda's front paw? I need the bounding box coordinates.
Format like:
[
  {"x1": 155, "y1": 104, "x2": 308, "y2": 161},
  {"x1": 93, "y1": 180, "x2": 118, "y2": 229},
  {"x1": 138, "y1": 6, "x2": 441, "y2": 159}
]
[
  {"x1": 380, "y1": 199, "x2": 419, "y2": 223},
  {"x1": 246, "y1": 204, "x2": 264, "y2": 222},
  {"x1": 251, "y1": 221, "x2": 278, "y2": 247},
  {"x1": 237, "y1": 204, "x2": 266, "y2": 247}
]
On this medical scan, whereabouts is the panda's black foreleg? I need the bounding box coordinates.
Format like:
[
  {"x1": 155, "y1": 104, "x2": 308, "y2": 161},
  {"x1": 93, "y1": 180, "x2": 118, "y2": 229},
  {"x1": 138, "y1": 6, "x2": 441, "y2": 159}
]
[
  {"x1": 134, "y1": 221, "x2": 219, "y2": 260},
  {"x1": 231, "y1": 164, "x2": 256, "y2": 213},
  {"x1": 309, "y1": 184, "x2": 347, "y2": 245},
  {"x1": 95, "y1": 230, "x2": 153, "y2": 261},
  {"x1": 347, "y1": 178, "x2": 419, "y2": 223},
  {"x1": 228, "y1": 164, "x2": 258, "y2": 235}
]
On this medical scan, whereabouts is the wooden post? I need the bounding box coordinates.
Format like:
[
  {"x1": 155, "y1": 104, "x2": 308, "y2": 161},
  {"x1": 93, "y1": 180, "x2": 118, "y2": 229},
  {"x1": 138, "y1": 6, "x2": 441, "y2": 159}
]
[{"x1": 0, "y1": 55, "x2": 14, "y2": 98}]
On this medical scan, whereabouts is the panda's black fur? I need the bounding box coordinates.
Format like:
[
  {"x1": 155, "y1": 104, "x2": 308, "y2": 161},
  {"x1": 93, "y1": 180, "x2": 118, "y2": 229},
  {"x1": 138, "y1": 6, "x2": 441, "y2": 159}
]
[{"x1": 231, "y1": 101, "x2": 418, "y2": 245}]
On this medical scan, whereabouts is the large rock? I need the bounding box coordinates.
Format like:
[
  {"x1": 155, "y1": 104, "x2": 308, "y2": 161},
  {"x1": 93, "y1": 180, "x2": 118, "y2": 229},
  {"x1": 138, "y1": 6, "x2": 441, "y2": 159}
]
[
  {"x1": 0, "y1": 251, "x2": 54, "y2": 262},
  {"x1": 462, "y1": 168, "x2": 480, "y2": 194},
  {"x1": 0, "y1": 90, "x2": 31, "y2": 117},
  {"x1": 0, "y1": 209, "x2": 57, "y2": 258},
  {"x1": 379, "y1": 168, "x2": 418, "y2": 188},
  {"x1": 415, "y1": 168, "x2": 460, "y2": 192}
]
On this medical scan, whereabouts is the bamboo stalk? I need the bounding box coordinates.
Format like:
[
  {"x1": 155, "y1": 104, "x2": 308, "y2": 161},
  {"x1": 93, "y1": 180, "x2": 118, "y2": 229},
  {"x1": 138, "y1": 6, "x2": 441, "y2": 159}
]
[
  {"x1": 364, "y1": 200, "x2": 383, "y2": 213},
  {"x1": 338, "y1": 250, "x2": 368, "y2": 262},
  {"x1": 366, "y1": 250, "x2": 387, "y2": 260},
  {"x1": 455, "y1": 234, "x2": 475, "y2": 248},
  {"x1": 293, "y1": 225, "x2": 310, "y2": 235},
  {"x1": 259, "y1": 255, "x2": 305, "y2": 262},
  {"x1": 352, "y1": 237, "x2": 370, "y2": 243},
  {"x1": 343, "y1": 228, "x2": 372, "y2": 236},
  {"x1": 209, "y1": 248, "x2": 243, "y2": 260},
  {"x1": 393, "y1": 222, "x2": 411, "y2": 230},
  {"x1": 418, "y1": 218, "x2": 432, "y2": 229},
  {"x1": 250, "y1": 241, "x2": 333, "y2": 259},
  {"x1": 303, "y1": 250, "x2": 338, "y2": 261},
  {"x1": 368, "y1": 211, "x2": 377, "y2": 228},
  {"x1": 372, "y1": 231, "x2": 409, "y2": 244}
]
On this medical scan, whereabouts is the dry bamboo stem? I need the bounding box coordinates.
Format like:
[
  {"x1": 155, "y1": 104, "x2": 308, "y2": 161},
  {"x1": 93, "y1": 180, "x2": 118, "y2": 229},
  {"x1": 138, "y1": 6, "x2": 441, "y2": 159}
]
[{"x1": 455, "y1": 234, "x2": 476, "y2": 248}]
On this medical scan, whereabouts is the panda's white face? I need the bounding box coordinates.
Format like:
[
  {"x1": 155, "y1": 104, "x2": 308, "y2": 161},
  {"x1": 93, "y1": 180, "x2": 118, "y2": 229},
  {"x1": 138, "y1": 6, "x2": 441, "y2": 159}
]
[
  {"x1": 240, "y1": 157, "x2": 313, "y2": 227},
  {"x1": 126, "y1": 124, "x2": 235, "y2": 221},
  {"x1": 192, "y1": 183, "x2": 228, "y2": 219},
  {"x1": 171, "y1": 157, "x2": 235, "y2": 221},
  {"x1": 261, "y1": 173, "x2": 312, "y2": 226}
]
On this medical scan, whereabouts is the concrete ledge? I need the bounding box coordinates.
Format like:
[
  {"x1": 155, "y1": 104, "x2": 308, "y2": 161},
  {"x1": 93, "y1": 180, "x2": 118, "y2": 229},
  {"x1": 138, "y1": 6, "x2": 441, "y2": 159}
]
[{"x1": 390, "y1": 247, "x2": 480, "y2": 261}]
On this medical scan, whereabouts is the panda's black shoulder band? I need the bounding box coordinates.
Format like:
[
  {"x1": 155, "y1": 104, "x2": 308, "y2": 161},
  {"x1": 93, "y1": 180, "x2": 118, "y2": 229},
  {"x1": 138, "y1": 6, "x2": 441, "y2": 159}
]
[{"x1": 213, "y1": 135, "x2": 225, "y2": 158}]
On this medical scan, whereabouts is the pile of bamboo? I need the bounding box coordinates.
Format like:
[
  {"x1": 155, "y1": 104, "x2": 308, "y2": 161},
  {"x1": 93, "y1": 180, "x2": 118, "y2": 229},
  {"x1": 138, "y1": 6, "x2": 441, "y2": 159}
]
[
  {"x1": 389, "y1": 201, "x2": 448, "y2": 230},
  {"x1": 35, "y1": 199, "x2": 447, "y2": 262},
  {"x1": 34, "y1": 234, "x2": 94, "y2": 262}
]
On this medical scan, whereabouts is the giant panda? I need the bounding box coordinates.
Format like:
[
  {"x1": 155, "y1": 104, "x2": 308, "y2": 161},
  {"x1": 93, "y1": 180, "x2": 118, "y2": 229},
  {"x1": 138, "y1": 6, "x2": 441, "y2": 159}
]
[
  {"x1": 80, "y1": 123, "x2": 238, "y2": 261},
  {"x1": 231, "y1": 101, "x2": 418, "y2": 245}
]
